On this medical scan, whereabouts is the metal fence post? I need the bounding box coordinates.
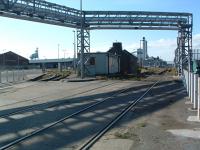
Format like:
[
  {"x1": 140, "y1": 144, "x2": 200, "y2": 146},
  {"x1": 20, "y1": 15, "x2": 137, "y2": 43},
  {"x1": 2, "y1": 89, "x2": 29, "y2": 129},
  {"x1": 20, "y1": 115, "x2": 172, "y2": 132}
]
[
  {"x1": 12, "y1": 71, "x2": 15, "y2": 82},
  {"x1": 22, "y1": 70, "x2": 25, "y2": 80},
  {"x1": 6, "y1": 70, "x2": 8, "y2": 82},
  {"x1": 189, "y1": 72, "x2": 191, "y2": 99},
  {"x1": 194, "y1": 74, "x2": 198, "y2": 109},
  {"x1": 17, "y1": 69, "x2": 20, "y2": 81},
  {"x1": 191, "y1": 73, "x2": 194, "y2": 103},
  {"x1": 198, "y1": 77, "x2": 200, "y2": 120},
  {"x1": 188, "y1": 71, "x2": 191, "y2": 98},
  {"x1": 186, "y1": 71, "x2": 189, "y2": 93},
  {"x1": 189, "y1": 72, "x2": 192, "y2": 99},
  {"x1": 0, "y1": 71, "x2": 1, "y2": 83}
]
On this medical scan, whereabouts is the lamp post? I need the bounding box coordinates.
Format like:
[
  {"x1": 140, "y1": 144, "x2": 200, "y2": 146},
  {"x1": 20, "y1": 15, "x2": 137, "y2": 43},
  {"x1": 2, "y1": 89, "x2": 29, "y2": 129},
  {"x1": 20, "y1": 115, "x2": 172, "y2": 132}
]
[
  {"x1": 63, "y1": 49, "x2": 66, "y2": 59},
  {"x1": 3, "y1": 49, "x2": 6, "y2": 70},
  {"x1": 80, "y1": 0, "x2": 82, "y2": 12},
  {"x1": 58, "y1": 44, "x2": 60, "y2": 59},
  {"x1": 17, "y1": 51, "x2": 20, "y2": 81},
  {"x1": 80, "y1": 0, "x2": 84, "y2": 78}
]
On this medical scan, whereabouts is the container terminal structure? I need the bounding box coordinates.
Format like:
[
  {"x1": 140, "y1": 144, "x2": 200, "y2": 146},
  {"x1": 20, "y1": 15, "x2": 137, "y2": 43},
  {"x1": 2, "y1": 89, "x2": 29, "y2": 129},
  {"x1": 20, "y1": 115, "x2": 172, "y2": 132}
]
[{"x1": 0, "y1": 0, "x2": 193, "y2": 78}]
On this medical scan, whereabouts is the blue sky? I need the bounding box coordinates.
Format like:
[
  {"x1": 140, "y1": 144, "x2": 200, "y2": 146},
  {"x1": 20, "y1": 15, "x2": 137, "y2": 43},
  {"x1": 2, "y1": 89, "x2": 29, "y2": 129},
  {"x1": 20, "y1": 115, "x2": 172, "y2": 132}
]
[{"x1": 0, "y1": 0, "x2": 200, "y2": 61}]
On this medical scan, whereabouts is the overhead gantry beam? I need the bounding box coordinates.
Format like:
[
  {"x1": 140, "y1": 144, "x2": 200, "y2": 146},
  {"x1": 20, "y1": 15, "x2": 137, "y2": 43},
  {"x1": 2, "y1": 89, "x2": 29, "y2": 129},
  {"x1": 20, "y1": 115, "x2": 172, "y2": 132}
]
[
  {"x1": 84, "y1": 11, "x2": 191, "y2": 31},
  {"x1": 0, "y1": 0, "x2": 193, "y2": 77},
  {"x1": 0, "y1": 1, "x2": 192, "y2": 30},
  {"x1": 0, "y1": 0, "x2": 82, "y2": 28}
]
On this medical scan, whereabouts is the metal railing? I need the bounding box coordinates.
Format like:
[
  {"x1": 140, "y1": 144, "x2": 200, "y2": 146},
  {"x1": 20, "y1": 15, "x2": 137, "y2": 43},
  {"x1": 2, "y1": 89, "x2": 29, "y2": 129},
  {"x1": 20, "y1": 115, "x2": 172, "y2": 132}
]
[{"x1": 183, "y1": 69, "x2": 200, "y2": 120}]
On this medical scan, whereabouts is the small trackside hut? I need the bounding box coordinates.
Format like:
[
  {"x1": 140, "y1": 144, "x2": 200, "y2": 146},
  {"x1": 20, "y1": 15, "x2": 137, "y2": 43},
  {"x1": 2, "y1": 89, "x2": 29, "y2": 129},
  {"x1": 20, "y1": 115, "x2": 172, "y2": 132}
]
[{"x1": 77, "y1": 52, "x2": 120, "y2": 76}]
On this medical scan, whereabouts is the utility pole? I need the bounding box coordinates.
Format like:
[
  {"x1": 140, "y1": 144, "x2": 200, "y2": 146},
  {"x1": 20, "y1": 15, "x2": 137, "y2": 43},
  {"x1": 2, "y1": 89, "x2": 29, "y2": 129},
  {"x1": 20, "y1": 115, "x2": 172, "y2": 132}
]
[
  {"x1": 17, "y1": 53, "x2": 20, "y2": 81},
  {"x1": 73, "y1": 30, "x2": 76, "y2": 71},
  {"x1": 80, "y1": 0, "x2": 82, "y2": 12},
  {"x1": 80, "y1": 0, "x2": 84, "y2": 78},
  {"x1": 58, "y1": 44, "x2": 60, "y2": 59},
  {"x1": 3, "y1": 49, "x2": 6, "y2": 70},
  {"x1": 58, "y1": 44, "x2": 61, "y2": 72},
  {"x1": 63, "y1": 49, "x2": 66, "y2": 59}
]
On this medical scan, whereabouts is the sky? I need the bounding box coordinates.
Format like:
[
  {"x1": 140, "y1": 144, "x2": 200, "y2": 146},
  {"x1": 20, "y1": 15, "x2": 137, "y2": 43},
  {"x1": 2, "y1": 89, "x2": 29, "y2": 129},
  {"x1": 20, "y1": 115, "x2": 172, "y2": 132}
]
[{"x1": 0, "y1": 0, "x2": 200, "y2": 61}]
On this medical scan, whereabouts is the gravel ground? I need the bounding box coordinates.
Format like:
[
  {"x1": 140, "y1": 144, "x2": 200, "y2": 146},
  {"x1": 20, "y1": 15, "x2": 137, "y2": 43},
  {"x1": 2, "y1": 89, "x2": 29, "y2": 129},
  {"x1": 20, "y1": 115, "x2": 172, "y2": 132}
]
[
  {"x1": 1, "y1": 75, "x2": 198, "y2": 150},
  {"x1": 91, "y1": 76, "x2": 200, "y2": 150},
  {"x1": 0, "y1": 79, "x2": 149, "y2": 149}
]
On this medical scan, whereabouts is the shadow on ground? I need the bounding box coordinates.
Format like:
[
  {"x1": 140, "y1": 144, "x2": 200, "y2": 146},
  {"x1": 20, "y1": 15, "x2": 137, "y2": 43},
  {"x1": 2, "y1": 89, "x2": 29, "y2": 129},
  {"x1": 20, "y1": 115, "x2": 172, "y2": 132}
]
[{"x1": 0, "y1": 79, "x2": 187, "y2": 150}]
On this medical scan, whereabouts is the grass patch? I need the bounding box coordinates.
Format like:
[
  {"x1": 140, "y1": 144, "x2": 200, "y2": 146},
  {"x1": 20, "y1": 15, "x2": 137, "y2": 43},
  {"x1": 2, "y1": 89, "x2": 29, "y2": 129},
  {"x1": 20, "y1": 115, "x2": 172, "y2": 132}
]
[
  {"x1": 41, "y1": 69, "x2": 71, "y2": 80},
  {"x1": 114, "y1": 131, "x2": 136, "y2": 139},
  {"x1": 137, "y1": 122, "x2": 147, "y2": 128}
]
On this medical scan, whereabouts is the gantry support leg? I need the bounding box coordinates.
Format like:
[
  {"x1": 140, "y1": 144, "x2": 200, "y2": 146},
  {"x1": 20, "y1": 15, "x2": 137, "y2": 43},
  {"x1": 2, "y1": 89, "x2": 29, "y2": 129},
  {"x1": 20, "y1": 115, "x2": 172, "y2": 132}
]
[
  {"x1": 175, "y1": 26, "x2": 192, "y2": 76},
  {"x1": 77, "y1": 29, "x2": 90, "y2": 78}
]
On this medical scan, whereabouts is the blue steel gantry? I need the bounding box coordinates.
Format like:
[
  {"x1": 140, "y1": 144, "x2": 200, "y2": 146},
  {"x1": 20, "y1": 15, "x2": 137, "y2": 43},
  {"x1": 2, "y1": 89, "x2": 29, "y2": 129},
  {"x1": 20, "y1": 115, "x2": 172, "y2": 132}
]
[{"x1": 0, "y1": 0, "x2": 193, "y2": 77}]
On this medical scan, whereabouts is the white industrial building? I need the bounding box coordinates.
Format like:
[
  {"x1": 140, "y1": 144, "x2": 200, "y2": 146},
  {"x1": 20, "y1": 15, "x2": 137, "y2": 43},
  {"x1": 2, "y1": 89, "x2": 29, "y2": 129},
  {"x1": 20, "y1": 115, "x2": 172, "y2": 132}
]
[
  {"x1": 77, "y1": 52, "x2": 120, "y2": 76},
  {"x1": 137, "y1": 37, "x2": 148, "y2": 66}
]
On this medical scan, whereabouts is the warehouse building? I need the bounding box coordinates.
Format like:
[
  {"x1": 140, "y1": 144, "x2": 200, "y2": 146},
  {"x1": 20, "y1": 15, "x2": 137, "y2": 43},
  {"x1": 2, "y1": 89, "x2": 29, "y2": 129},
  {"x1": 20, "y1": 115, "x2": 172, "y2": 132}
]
[
  {"x1": 29, "y1": 58, "x2": 74, "y2": 69},
  {"x1": 0, "y1": 51, "x2": 29, "y2": 69}
]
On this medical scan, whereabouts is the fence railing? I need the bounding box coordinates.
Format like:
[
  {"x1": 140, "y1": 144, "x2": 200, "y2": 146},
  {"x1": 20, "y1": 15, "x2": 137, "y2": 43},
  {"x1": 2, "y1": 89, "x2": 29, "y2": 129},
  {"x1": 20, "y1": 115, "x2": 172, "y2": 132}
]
[
  {"x1": 0, "y1": 69, "x2": 42, "y2": 84},
  {"x1": 183, "y1": 69, "x2": 200, "y2": 120}
]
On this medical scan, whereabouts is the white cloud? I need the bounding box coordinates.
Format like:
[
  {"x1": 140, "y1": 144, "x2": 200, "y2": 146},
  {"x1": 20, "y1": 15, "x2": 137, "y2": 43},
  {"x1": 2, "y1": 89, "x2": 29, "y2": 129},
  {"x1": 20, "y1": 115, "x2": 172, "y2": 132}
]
[
  {"x1": 148, "y1": 38, "x2": 176, "y2": 49},
  {"x1": 193, "y1": 34, "x2": 200, "y2": 49},
  {"x1": 123, "y1": 33, "x2": 200, "y2": 61}
]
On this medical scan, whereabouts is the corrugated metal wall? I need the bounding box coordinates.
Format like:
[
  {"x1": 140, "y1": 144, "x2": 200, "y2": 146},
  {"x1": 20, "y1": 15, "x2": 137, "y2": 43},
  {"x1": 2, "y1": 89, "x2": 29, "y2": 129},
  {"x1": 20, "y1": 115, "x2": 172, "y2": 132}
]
[{"x1": 108, "y1": 55, "x2": 119, "y2": 74}]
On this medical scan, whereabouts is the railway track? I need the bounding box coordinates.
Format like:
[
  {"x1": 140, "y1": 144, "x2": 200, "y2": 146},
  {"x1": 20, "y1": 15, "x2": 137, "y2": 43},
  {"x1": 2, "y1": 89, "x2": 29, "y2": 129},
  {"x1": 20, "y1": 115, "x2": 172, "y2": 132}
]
[
  {"x1": 0, "y1": 80, "x2": 119, "y2": 118},
  {"x1": 79, "y1": 80, "x2": 160, "y2": 150},
  {"x1": 0, "y1": 80, "x2": 112, "y2": 108},
  {"x1": 0, "y1": 82, "x2": 41, "y2": 94},
  {"x1": 0, "y1": 82, "x2": 138, "y2": 150},
  {"x1": 0, "y1": 79, "x2": 160, "y2": 150}
]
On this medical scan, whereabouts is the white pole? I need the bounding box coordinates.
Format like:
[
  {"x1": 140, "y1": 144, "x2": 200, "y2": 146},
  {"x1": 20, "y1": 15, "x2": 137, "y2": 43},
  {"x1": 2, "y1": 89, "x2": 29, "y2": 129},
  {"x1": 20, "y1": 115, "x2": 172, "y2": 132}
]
[
  {"x1": 80, "y1": 0, "x2": 84, "y2": 78},
  {"x1": 198, "y1": 77, "x2": 200, "y2": 120},
  {"x1": 189, "y1": 71, "x2": 191, "y2": 98},
  {"x1": 80, "y1": 0, "x2": 82, "y2": 11},
  {"x1": 6, "y1": 70, "x2": 8, "y2": 82},
  {"x1": 187, "y1": 71, "x2": 189, "y2": 93},
  {"x1": 194, "y1": 74, "x2": 198, "y2": 109},
  {"x1": 23, "y1": 70, "x2": 25, "y2": 80},
  {"x1": 17, "y1": 69, "x2": 20, "y2": 81},
  {"x1": 73, "y1": 30, "x2": 76, "y2": 71},
  {"x1": 13, "y1": 70, "x2": 14, "y2": 82},
  {"x1": 0, "y1": 71, "x2": 1, "y2": 83},
  {"x1": 58, "y1": 44, "x2": 60, "y2": 59},
  {"x1": 191, "y1": 73, "x2": 194, "y2": 103}
]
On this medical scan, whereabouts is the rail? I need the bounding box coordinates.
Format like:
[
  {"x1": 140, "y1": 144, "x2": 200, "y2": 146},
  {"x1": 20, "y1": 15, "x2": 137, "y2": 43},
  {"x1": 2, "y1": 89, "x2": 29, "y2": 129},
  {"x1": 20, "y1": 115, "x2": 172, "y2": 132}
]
[
  {"x1": 0, "y1": 81, "x2": 157, "y2": 150},
  {"x1": 78, "y1": 80, "x2": 160, "y2": 150}
]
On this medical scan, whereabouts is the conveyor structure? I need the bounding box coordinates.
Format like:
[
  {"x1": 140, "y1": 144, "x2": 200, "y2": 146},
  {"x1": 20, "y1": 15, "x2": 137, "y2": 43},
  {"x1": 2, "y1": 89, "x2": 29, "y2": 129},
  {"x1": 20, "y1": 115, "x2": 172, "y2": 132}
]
[{"x1": 0, "y1": 0, "x2": 193, "y2": 77}]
